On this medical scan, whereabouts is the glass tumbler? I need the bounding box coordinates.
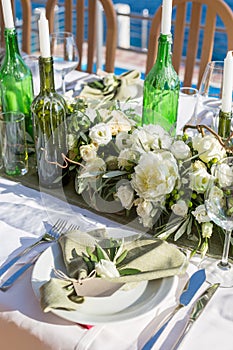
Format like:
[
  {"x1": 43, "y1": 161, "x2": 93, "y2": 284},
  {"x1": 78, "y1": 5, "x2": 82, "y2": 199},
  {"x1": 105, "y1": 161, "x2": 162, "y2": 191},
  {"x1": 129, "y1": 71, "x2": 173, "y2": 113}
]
[{"x1": 0, "y1": 111, "x2": 28, "y2": 175}]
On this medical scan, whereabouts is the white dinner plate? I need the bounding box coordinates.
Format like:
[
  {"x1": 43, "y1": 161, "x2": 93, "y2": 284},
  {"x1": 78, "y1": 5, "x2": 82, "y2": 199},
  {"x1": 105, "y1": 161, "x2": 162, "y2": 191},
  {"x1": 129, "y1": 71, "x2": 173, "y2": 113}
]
[{"x1": 31, "y1": 228, "x2": 178, "y2": 325}]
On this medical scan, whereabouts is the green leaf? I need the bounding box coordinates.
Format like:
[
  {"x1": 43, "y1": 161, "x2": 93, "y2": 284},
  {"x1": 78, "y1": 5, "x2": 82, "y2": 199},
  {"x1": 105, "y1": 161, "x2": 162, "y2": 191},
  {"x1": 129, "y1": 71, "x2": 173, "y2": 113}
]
[
  {"x1": 86, "y1": 247, "x2": 98, "y2": 262},
  {"x1": 116, "y1": 249, "x2": 128, "y2": 265},
  {"x1": 95, "y1": 245, "x2": 110, "y2": 261},
  {"x1": 95, "y1": 246, "x2": 106, "y2": 261},
  {"x1": 78, "y1": 171, "x2": 104, "y2": 178},
  {"x1": 174, "y1": 218, "x2": 189, "y2": 241},
  {"x1": 102, "y1": 170, "x2": 127, "y2": 178},
  {"x1": 119, "y1": 268, "x2": 141, "y2": 276}
]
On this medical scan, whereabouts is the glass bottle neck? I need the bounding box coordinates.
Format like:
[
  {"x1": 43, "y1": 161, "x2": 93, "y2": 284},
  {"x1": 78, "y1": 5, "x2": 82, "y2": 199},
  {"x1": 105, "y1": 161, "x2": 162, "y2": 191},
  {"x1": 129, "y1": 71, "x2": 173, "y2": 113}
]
[
  {"x1": 156, "y1": 33, "x2": 173, "y2": 67},
  {"x1": 4, "y1": 28, "x2": 20, "y2": 58},
  {"x1": 39, "y1": 56, "x2": 56, "y2": 93}
]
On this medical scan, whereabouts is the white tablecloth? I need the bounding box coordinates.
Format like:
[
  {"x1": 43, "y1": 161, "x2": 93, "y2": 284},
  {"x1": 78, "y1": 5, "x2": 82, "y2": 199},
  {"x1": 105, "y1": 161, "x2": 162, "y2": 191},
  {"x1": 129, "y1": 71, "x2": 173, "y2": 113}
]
[{"x1": 1, "y1": 176, "x2": 233, "y2": 350}]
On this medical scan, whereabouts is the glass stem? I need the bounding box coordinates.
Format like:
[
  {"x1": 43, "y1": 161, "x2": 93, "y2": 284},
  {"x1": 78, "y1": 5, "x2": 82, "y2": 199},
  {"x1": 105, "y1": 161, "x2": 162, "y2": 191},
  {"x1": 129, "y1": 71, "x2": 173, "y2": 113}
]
[
  {"x1": 219, "y1": 230, "x2": 232, "y2": 268},
  {"x1": 62, "y1": 74, "x2": 66, "y2": 94}
]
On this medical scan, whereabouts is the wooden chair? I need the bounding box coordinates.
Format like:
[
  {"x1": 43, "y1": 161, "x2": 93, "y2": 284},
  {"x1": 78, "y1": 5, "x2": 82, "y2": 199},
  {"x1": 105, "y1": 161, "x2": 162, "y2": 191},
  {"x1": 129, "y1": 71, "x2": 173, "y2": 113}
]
[
  {"x1": 46, "y1": 0, "x2": 117, "y2": 73},
  {"x1": 146, "y1": 0, "x2": 233, "y2": 88},
  {"x1": 0, "y1": 0, "x2": 31, "y2": 54}
]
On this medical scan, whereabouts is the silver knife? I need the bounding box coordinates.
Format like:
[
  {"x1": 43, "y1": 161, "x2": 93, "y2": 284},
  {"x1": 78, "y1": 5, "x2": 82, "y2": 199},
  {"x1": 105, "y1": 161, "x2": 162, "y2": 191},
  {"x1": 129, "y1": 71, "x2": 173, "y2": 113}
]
[
  {"x1": 142, "y1": 269, "x2": 206, "y2": 350},
  {"x1": 0, "y1": 253, "x2": 41, "y2": 292},
  {"x1": 171, "y1": 282, "x2": 220, "y2": 350}
]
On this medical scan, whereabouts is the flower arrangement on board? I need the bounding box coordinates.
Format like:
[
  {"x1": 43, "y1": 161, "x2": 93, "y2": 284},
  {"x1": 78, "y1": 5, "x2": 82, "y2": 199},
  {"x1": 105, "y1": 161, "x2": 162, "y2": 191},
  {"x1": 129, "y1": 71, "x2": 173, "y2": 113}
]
[{"x1": 65, "y1": 97, "x2": 229, "y2": 257}]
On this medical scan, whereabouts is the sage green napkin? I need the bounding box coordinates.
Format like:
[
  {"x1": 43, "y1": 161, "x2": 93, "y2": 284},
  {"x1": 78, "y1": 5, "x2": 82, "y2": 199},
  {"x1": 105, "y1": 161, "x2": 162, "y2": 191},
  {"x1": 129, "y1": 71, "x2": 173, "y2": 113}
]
[
  {"x1": 79, "y1": 70, "x2": 142, "y2": 101},
  {"x1": 40, "y1": 229, "x2": 188, "y2": 312}
]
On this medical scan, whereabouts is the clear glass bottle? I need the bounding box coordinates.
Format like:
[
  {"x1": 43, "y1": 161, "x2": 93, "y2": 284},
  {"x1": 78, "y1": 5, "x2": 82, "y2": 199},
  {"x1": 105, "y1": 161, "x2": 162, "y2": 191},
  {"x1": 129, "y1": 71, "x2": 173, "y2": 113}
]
[
  {"x1": 31, "y1": 56, "x2": 68, "y2": 188},
  {"x1": 0, "y1": 28, "x2": 34, "y2": 141},
  {"x1": 142, "y1": 34, "x2": 180, "y2": 134}
]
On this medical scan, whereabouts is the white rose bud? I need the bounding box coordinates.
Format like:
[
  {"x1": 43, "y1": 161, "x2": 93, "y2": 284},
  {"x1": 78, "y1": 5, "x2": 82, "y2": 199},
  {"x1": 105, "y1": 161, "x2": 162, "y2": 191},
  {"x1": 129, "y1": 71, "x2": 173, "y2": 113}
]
[
  {"x1": 192, "y1": 134, "x2": 226, "y2": 163},
  {"x1": 171, "y1": 200, "x2": 189, "y2": 217},
  {"x1": 95, "y1": 259, "x2": 120, "y2": 278},
  {"x1": 115, "y1": 131, "x2": 132, "y2": 150},
  {"x1": 215, "y1": 163, "x2": 233, "y2": 188},
  {"x1": 189, "y1": 166, "x2": 212, "y2": 193},
  {"x1": 192, "y1": 204, "x2": 210, "y2": 223},
  {"x1": 202, "y1": 222, "x2": 213, "y2": 238},
  {"x1": 135, "y1": 199, "x2": 155, "y2": 228},
  {"x1": 107, "y1": 110, "x2": 132, "y2": 135},
  {"x1": 80, "y1": 144, "x2": 97, "y2": 162},
  {"x1": 89, "y1": 123, "x2": 112, "y2": 146},
  {"x1": 170, "y1": 141, "x2": 191, "y2": 160},
  {"x1": 116, "y1": 184, "x2": 134, "y2": 210}
]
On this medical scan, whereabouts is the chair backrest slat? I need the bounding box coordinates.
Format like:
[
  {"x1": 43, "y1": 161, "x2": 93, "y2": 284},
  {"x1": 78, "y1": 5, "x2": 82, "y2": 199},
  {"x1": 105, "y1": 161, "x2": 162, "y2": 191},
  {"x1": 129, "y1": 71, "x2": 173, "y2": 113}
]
[
  {"x1": 146, "y1": 0, "x2": 233, "y2": 88},
  {"x1": 76, "y1": 0, "x2": 84, "y2": 71},
  {"x1": 172, "y1": 2, "x2": 186, "y2": 73},
  {"x1": 87, "y1": 0, "x2": 97, "y2": 73},
  {"x1": 46, "y1": 0, "x2": 117, "y2": 73},
  {"x1": 0, "y1": 0, "x2": 31, "y2": 54},
  {"x1": 197, "y1": 6, "x2": 216, "y2": 87},
  {"x1": 183, "y1": 2, "x2": 202, "y2": 86}
]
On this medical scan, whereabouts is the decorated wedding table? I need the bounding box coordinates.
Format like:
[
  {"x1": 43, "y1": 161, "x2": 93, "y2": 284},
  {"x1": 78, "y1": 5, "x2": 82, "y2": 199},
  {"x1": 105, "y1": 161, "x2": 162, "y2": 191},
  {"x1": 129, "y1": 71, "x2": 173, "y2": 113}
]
[
  {"x1": 1, "y1": 66, "x2": 233, "y2": 349},
  {"x1": 1, "y1": 0, "x2": 233, "y2": 348}
]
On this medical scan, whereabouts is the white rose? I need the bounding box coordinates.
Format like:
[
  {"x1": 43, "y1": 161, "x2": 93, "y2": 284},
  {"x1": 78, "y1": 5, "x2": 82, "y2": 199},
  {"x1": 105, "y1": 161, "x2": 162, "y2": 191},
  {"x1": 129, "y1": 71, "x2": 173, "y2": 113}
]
[
  {"x1": 170, "y1": 140, "x2": 191, "y2": 160},
  {"x1": 142, "y1": 124, "x2": 173, "y2": 149},
  {"x1": 78, "y1": 158, "x2": 106, "y2": 193},
  {"x1": 135, "y1": 199, "x2": 155, "y2": 228},
  {"x1": 202, "y1": 222, "x2": 213, "y2": 238},
  {"x1": 115, "y1": 131, "x2": 132, "y2": 150},
  {"x1": 80, "y1": 144, "x2": 97, "y2": 161},
  {"x1": 118, "y1": 148, "x2": 139, "y2": 169},
  {"x1": 89, "y1": 123, "x2": 112, "y2": 146},
  {"x1": 192, "y1": 134, "x2": 226, "y2": 163},
  {"x1": 131, "y1": 151, "x2": 179, "y2": 201},
  {"x1": 215, "y1": 163, "x2": 233, "y2": 187},
  {"x1": 171, "y1": 200, "x2": 188, "y2": 217},
  {"x1": 189, "y1": 166, "x2": 212, "y2": 193},
  {"x1": 107, "y1": 110, "x2": 132, "y2": 135},
  {"x1": 208, "y1": 185, "x2": 224, "y2": 202},
  {"x1": 95, "y1": 259, "x2": 120, "y2": 278},
  {"x1": 98, "y1": 108, "x2": 112, "y2": 122},
  {"x1": 81, "y1": 157, "x2": 106, "y2": 175},
  {"x1": 85, "y1": 108, "x2": 97, "y2": 123},
  {"x1": 116, "y1": 183, "x2": 134, "y2": 210},
  {"x1": 131, "y1": 128, "x2": 155, "y2": 153},
  {"x1": 192, "y1": 204, "x2": 210, "y2": 223}
]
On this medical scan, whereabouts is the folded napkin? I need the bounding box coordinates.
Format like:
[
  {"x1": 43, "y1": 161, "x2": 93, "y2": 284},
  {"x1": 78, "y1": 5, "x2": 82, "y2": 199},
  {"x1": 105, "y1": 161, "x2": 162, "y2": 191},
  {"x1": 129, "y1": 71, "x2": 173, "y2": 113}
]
[
  {"x1": 40, "y1": 229, "x2": 188, "y2": 313},
  {"x1": 79, "y1": 69, "x2": 142, "y2": 101}
]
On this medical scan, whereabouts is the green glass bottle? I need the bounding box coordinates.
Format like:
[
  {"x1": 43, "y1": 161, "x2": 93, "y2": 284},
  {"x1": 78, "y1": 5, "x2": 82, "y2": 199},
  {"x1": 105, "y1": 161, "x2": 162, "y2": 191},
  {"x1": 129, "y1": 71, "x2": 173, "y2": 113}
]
[
  {"x1": 142, "y1": 34, "x2": 180, "y2": 134},
  {"x1": 218, "y1": 110, "x2": 232, "y2": 140},
  {"x1": 31, "y1": 56, "x2": 68, "y2": 188},
  {"x1": 0, "y1": 28, "x2": 34, "y2": 141}
]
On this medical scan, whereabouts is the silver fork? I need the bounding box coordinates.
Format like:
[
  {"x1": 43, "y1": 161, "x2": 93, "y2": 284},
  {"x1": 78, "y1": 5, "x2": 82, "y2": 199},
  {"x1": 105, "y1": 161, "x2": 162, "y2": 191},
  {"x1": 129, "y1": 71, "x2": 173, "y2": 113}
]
[
  {"x1": 0, "y1": 222, "x2": 79, "y2": 291},
  {"x1": 0, "y1": 219, "x2": 67, "y2": 277}
]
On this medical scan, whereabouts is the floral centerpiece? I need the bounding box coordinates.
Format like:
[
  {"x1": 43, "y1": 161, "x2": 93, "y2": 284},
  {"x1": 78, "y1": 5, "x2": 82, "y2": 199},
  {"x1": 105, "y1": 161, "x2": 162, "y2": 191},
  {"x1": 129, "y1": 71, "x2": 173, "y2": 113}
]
[{"x1": 64, "y1": 96, "x2": 229, "y2": 258}]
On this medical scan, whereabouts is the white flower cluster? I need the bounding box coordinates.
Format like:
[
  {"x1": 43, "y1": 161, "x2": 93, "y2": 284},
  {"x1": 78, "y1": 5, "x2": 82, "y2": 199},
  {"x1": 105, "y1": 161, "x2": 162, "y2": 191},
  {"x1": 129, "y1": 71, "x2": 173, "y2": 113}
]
[{"x1": 73, "y1": 107, "x2": 228, "y2": 249}]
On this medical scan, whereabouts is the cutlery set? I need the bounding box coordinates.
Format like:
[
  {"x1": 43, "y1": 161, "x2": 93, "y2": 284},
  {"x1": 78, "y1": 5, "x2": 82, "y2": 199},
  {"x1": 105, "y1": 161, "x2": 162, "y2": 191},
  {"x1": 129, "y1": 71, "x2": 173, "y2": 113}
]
[
  {"x1": 143, "y1": 269, "x2": 220, "y2": 350},
  {"x1": 0, "y1": 222, "x2": 221, "y2": 349},
  {"x1": 0, "y1": 219, "x2": 78, "y2": 291}
]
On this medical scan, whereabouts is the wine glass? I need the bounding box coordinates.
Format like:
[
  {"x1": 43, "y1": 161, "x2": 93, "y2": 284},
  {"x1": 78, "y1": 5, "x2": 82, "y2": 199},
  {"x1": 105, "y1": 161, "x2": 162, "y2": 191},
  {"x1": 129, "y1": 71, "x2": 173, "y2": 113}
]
[
  {"x1": 176, "y1": 86, "x2": 198, "y2": 135},
  {"x1": 50, "y1": 31, "x2": 79, "y2": 94},
  {"x1": 197, "y1": 61, "x2": 225, "y2": 131},
  {"x1": 201, "y1": 156, "x2": 233, "y2": 287}
]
